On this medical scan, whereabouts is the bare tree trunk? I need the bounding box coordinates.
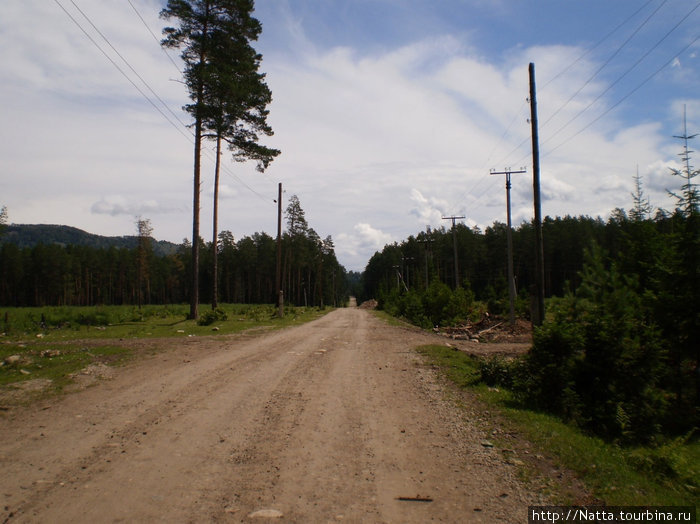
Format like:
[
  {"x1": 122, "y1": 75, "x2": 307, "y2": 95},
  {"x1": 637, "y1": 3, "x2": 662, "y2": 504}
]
[{"x1": 211, "y1": 135, "x2": 222, "y2": 310}]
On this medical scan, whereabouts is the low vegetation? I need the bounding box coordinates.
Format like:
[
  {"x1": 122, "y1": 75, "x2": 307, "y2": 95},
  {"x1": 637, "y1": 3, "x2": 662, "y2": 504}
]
[{"x1": 418, "y1": 344, "x2": 699, "y2": 507}]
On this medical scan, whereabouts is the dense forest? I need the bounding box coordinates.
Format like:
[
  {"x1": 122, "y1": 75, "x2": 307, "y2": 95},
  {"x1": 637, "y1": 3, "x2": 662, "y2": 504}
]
[
  {"x1": 0, "y1": 197, "x2": 349, "y2": 309},
  {"x1": 360, "y1": 209, "x2": 682, "y2": 317}
]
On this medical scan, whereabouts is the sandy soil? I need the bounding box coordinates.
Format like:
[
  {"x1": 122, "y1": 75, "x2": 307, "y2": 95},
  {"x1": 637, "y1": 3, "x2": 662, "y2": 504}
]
[{"x1": 1, "y1": 307, "x2": 548, "y2": 523}]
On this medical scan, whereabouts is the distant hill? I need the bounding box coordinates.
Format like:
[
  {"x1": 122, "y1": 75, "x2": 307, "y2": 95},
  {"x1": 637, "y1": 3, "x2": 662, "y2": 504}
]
[{"x1": 1, "y1": 224, "x2": 180, "y2": 257}]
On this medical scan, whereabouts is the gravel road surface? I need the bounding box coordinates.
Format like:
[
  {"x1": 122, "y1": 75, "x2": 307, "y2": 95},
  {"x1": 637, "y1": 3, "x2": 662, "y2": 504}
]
[{"x1": 1, "y1": 307, "x2": 542, "y2": 523}]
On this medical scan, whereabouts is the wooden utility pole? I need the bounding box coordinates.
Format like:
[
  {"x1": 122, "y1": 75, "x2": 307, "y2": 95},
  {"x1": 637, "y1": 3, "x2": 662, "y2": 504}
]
[
  {"x1": 401, "y1": 256, "x2": 414, "y2": 290},
  {"x1": 417, "y1": 230, "x2": 434, "y2": 290},
  {"x1": 275, "y1": 183, "x2": 284, "y2": 318},
  {"x1": 529, "y1": 62, "x2": 546, "y2": 326},
  {"x1": 442, "y1": 215, "x2": 465, "y2": 289},
  {"x1": 490, "y1": 167, "x2": 526, "y2": 327}
]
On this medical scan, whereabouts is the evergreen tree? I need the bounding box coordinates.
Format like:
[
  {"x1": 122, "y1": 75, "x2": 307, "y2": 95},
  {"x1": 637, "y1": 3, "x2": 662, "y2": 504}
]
[
  {"x1": 0, "y1": 206, "x2": 7, "y2": 238},
  {"x1": 200, "y1": 2, "x2": 279, "y2": 309},
  {"x1": 135, "y1": 217, "x2": 154, "y2": 310},
  {"x1": 630, "y1": 168, "x2": 652, "y2": 222},
  {"x1": 668, "y1": 107, "x2": 700, "y2": 217},
  {"x1": 161, "y1": 0, "x2": 278, "y2": 318}
]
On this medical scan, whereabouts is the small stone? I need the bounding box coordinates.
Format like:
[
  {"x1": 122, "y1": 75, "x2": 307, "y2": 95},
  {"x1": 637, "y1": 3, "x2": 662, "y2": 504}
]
[
  {"x1": 19, "y1": 369, "x2": 31, "y2": 375},
  {"x1": 249, "y1": 509, "x2": 284, "y2": 519},
  {"x1": 4, "y1": 355, "x2": 20, "y2": 365},
  {"x1": 212, "y1": 327, "x2": 220, "y2": 331},
  {"x1": 480, "y1": 440, "x2": 494, "y2": 448}
]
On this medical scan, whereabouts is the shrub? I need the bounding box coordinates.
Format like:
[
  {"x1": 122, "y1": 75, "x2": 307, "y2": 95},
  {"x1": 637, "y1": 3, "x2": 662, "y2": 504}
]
[
  {"x1": 197, "y1": 307, "x2": 228, "y2": 326},
  {"x1": 479, "y1": 355, "x2": 522, "y2": 389},
  {"x1": 422, "y1": 280, "x2": 452, "y2": 326},
  {"x1": 518, "y1": 245, "x2": 670, "y2": 443},
  {"x1": 442, "y1": 285, "x2": 474, "y2": 324}
]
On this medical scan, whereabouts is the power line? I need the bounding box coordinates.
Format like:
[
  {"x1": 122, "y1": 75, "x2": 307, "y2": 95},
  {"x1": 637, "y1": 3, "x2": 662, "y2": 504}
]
[
  {"x1": 545, "y1": 32, "x2": 700, "y2": 158},
  {"x1": 68, "y1": 0, "x2": 191, "y2": 131},
  {"x1": 543, "y1": 1, "x2": 700, "y2": 146},
  {"x1": 540, "y1": 0, "x2": 657, "y2": 91},
  {"x1": 496, "y1": 1, "x2": 698, "y2": 170},
  {"x1": 541, "y1": 0, "x2": 668, "y2": 128},
  {"x1": 488, "y1": 0, "x2": 666, "y2": 172},
  {"x1": 124, "y1": 0, "x2": 277, "y2": 202},
  {"x1": 126, "y1": 0, "x2": 182, "y2": 75},
  {"x1": 442, "y1": 3, "x2": 666, "y2": 222},
  {"x1": 55, "y1": 0, "x2": 274, "y2": 206},
  {"x1": 53, "y1": 0, "x2": 192, "y2": 144}
]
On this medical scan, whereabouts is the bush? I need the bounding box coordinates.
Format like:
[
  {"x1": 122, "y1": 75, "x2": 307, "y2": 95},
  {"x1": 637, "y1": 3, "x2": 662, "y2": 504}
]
[
  {"x1": 479, "y1": 355, "x2": 522, "y2": 389},
  {"x1": 442, "y1": 285, "x2": 474, "y2": 324},
  {"x1": 415, "y1": 280, "x2": 449, "y2": 326},
  {"x1": 197, "y1": 307, "x2": 228, "y2": 326},
  {"x1": 518, "y1": 245, "x2": 670, "y2": 443}
]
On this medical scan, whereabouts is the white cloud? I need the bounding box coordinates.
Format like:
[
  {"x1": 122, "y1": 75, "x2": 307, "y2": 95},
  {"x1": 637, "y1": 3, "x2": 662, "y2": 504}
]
[
  {"x1": 409, "y1": 188, "x2": 450, "y2": 225},
  {"x1": 91, "y1": 196, "x2": 185, "y2": 217},
  {"x1": 336, "y1": 223, "x2": 394, "y2": 269}
]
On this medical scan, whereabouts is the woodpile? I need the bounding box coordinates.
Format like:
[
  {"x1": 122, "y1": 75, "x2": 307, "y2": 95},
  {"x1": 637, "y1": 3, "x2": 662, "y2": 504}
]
[{"x1": 434, "y1": 317, "x2": 532, "y2": 343}]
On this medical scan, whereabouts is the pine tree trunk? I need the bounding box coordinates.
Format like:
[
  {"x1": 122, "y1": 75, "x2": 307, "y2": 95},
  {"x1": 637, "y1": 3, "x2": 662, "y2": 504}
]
[
  {"x1": 190, "y1": 114, "x2": 202, "y2": 320},
  {"x1": 212, "y1": 135, "x2": 222, "y2": 310},
  {"x1": 189, "y1": 5, "x2": 209, "y2": 321}
]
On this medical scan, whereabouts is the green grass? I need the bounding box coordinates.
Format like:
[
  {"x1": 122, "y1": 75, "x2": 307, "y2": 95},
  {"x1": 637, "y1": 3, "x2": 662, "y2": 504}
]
[
  {"x1": 416, "y1": 344, "x2": 699, "y2": 507},
  {"x1": 0, "y1": 303, "x2": 329, "y2": 341},
  {"x1": 0, "y1": 304, "x2": 331, "y2": 395}
]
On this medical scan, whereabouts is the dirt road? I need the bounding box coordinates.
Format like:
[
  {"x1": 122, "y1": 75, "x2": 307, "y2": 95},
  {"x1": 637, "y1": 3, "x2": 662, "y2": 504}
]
[{"x1": 1, "y1": 307, "x2": 543, "y2": 523}]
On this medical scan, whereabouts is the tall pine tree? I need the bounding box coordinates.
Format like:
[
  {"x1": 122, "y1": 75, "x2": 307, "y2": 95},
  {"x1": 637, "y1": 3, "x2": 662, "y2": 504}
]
[{"x1": 161, "y1": 0, "x2": 279, "y2": 318}]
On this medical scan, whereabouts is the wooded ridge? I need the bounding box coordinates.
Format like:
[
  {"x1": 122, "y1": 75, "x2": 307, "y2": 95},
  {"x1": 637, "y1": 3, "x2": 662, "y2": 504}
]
[{"x1": 1, "y1": 224, "x2": 179, "y2": 257}]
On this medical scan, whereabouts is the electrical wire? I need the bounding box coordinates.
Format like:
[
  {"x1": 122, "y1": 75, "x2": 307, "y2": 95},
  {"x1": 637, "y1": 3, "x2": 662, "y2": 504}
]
[
  {"x1": 494, "y1": 0, "x2": 695, "y2": 171},
  {"x1": 544, "y1": 33, "x2": 700, "y2": 159},
  {"x1": 68, "y1": 0, "x2": 191, "y2": 131},
  {"x1": 126, "y1": 0, "x2": 278, "y2": 201},
  {"x1": 443, "y1": 1, "x2": 661, "y2": 221},
  {"x1": 56, "y1": 0, "x2": 275, "y2": 206},
  {"x1": 543, "y1": 1, "x2": 700, "y2": 148},
  {"x1": 126, "y1": 0, "x2": 182, "y2": 75},
  {"x1": 541, "y1": 0, "x2": 668, "y2": 128},
  {"x1": 53, "y1": 0, "x2": 193, "y2": 145},
  {"x1": 539, "y1": 0, "x2": 657, "y2": 92}
]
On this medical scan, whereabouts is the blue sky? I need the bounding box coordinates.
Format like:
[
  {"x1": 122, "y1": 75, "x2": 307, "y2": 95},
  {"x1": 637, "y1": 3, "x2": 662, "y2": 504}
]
[{"x1": 1, "y1": 1, "x2": 698, "y2": 271}]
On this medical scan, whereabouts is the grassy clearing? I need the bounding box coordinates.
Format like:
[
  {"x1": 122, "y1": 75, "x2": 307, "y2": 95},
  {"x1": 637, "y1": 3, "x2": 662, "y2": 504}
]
[
  {"x1": 0, "y1": 303, "x2": 329, "y2": 340},
  {"x1": 417, "y1": 344, "x2": 699, "y2": 507},
  {"x1": 0, "y1": 304, "x2": 330, "y2": 394}
]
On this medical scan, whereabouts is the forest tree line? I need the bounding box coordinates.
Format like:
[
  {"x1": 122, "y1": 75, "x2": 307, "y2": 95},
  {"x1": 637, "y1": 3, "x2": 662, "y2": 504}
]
[
  {"x1": 361, "y1": 209, "x2": 684, "y2": 314},
  {"x1": 0, "y1": 197, "x2": 349, "y2": 309}
]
